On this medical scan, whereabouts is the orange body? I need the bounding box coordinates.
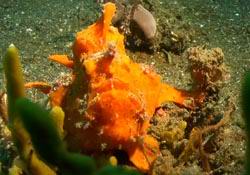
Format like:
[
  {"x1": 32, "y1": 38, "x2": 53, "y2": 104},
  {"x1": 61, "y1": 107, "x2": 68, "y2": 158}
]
[{"x1": 40, "y1": 3, "x2": 194, "y2": 172}]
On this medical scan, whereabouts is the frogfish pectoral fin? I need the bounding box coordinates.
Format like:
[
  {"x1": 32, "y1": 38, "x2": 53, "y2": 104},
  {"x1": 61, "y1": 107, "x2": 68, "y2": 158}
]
[
  {"x1": 49, "y1": 55, "x2": 74, "y2": 68},
  {"x1": 127, "y1": 135, "x2": 159, "y2": 172},
  {"x1": 159, "y1": 83, "x2": 205, "y2": 108},
  {"x1": 25, "y1": 82, "x2": 52, "y2": 94}
]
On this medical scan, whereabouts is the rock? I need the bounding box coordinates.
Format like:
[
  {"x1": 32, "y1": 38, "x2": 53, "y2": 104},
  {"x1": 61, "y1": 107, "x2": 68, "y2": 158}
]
[{"x1": 132, "y1": 4, "x2": 157, "y2": 39}]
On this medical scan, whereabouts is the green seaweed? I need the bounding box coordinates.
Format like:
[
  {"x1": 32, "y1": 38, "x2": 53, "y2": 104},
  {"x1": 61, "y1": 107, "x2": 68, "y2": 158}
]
[
  {"x1": 97, "y1": 165, "x2": 141, "y2": 175},
  {"x1": 242, "y1": 72, "x2": 250, "y2": 175},
  {"x1": 3, "y1": 44, "x2": 25, "y2": 125},
  {"x1": 3, "y1": 44, "x2": 57, "y2": 174}
]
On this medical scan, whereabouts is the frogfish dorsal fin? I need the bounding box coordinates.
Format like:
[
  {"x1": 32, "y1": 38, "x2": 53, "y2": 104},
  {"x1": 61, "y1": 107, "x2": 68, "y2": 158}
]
[{"x1": 102, "y1": 2, "x2": 116, "y2": 40}]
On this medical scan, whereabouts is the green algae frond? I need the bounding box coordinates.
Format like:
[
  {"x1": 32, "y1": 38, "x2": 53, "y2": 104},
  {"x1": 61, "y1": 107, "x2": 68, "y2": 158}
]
[
  {"x1": 3, "y1": 44, "x2": 25, "y2": 124},
  {"x1": 242, "y1": 72, "x2": 250, "y2": 175},
  {"x1": 3, "y1": 45, "x2": 56, "y2": 175}
]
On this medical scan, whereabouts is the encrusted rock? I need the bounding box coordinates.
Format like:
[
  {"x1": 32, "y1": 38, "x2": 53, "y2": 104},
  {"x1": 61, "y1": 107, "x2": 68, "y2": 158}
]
[{"x1": 187, "y1": 46, "x2": 229, "y2": 88}]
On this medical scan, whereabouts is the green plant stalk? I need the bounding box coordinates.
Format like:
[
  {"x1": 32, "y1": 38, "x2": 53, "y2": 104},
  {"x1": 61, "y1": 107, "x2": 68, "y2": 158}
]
[
  {"x1": 242, "y1": 72, "x2": 250, "y2": 175},
  {"x1": 3, "y1": 45, "x2": 56, "y2": 175},
  {"x1": 3, "y1": 44, "x2": 29, "y2": 157},
  {"x1": 3, "y1": 44, "x2": 25, "y2": 124}
]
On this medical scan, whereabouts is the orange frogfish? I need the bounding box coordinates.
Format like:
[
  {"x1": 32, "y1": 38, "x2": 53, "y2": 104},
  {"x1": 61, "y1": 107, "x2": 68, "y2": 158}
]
[{"x1": 35, "y1": 2, "x2": 199, "y2": 172}]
